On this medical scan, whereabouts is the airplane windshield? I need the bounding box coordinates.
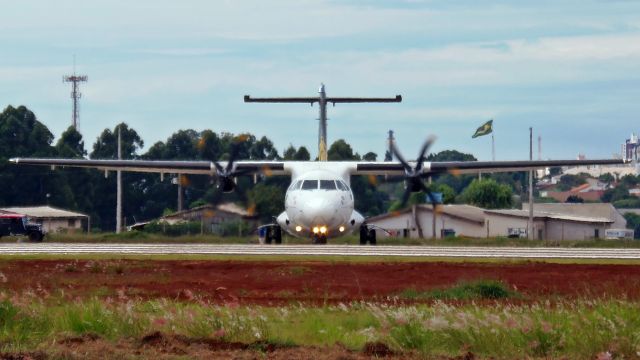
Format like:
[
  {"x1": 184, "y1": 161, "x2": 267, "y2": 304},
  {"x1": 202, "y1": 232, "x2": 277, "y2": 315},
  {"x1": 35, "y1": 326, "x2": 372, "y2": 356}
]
[
  {"x1": 301, "y1": 180, "x2": 318, "y2": 190},
  {"x1": 320, "y1": 180, "x2": 337, "y2": 190},
  {"x1": 336, "y1": 180, "x2": 349, "y2": 191},
  {"x1": 291, "y1": 180, "x2": 303, "y2": 190}
]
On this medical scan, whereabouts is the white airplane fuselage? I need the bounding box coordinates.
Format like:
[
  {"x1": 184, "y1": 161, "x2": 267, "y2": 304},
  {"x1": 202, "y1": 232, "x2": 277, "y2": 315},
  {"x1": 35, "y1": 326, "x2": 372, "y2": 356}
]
[{"x1": 275, "y1": 163, "x2": 365, "y2": 239}]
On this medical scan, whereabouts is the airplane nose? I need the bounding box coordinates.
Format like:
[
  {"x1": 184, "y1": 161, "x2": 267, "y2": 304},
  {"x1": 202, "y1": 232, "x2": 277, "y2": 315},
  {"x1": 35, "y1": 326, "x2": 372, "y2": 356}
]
[{"x1": 302, "y1": 197, "x2": 335, "y2": 225}]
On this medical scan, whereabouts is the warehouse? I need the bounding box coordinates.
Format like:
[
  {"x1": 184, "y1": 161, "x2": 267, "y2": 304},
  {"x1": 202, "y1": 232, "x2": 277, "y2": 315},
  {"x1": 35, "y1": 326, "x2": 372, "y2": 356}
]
[{"x1": 367, "y1": 203, "x2": 625, "y2": 240}]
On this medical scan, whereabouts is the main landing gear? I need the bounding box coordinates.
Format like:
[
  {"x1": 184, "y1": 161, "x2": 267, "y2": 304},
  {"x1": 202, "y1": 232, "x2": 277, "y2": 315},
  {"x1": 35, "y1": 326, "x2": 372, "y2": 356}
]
[
  {"x1": 359, "y1": 224, "x2": 376, "y2": 246},
  {"x1": 262, "y1": 225, "x2": 282, "y2": 244}
]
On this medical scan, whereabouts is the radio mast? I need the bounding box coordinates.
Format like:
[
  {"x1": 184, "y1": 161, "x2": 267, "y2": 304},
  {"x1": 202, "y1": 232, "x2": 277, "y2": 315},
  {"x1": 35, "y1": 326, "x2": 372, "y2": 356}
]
[{"x1": 63, "y1": 58, "x2": 88, "y2": 129}]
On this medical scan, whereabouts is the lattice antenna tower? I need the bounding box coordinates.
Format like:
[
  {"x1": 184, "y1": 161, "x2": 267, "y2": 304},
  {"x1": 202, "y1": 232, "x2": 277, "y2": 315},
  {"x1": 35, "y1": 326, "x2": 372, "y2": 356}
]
[{"x1": 63, "y1": 57, "x2": 88, "y2": 129}]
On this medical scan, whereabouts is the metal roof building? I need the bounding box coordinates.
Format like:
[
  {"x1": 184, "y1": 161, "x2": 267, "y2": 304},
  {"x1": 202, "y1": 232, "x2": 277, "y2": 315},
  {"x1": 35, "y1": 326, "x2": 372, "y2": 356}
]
[
  {"x1": 366, "y1": 203, "x2": 626, "y2": 241},
  {"x1": 0, "y1": 206, "x2": 89, "y2": 233}
]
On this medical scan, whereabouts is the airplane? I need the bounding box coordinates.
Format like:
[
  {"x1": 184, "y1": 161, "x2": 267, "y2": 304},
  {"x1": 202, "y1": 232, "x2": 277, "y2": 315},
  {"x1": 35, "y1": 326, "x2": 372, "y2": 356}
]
[{"x1": 10, "y1": 85, "x2": 626, "y2": 245}]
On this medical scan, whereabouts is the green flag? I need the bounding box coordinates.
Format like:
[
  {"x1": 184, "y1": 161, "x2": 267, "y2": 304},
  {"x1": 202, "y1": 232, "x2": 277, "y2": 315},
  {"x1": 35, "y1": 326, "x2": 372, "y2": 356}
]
[{"x1": 472, "y1": 119, "x2": 493, "y2": 138}]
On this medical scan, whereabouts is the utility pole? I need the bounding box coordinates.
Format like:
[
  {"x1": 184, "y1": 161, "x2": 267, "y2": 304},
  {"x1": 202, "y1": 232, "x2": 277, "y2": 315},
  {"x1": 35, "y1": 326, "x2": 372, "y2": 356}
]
[
  {"x1": 245, "y1": 84, "x2": 401, "y2": 161},
  {"x1": 528, "y1": 127, "x2": 534, "y2": 240},
  {"x1": 63, "y1": 58, "x2": 88, "y2": 129},
  {"x1": 116, "y1": 127, "x2": 122, "y2": 234},
  {"x1": 177, "y1": 175, "x2": 183, "y2": 212}
]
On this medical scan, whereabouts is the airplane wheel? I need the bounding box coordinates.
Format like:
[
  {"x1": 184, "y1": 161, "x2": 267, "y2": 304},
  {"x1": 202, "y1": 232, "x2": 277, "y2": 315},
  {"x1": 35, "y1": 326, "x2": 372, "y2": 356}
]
[
  {"x1": 359, "y1": 225, "x2": 368, "y2": 245},
  {"x1": 274, "y1": 226, "x2": 282, "y2": 244},
  {"x1": 368, "y1": 229, "x2": 376, "y2": 246},
  {"x1": 265, "y1": 228, "x2": 272, "y2": 244}
]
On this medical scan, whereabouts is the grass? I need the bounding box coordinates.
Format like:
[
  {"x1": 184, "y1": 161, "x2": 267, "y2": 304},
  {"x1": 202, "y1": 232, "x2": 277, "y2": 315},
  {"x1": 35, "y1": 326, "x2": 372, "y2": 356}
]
[
  {"x1": 398, "y1": 280, "x2": 516, "y2": 301},
  {"x1": 3, "y1": 231, "x2": 640, "y2": 248},
  {"x1": 0, "y1": 292, "x2": 639, "y2": 358}
]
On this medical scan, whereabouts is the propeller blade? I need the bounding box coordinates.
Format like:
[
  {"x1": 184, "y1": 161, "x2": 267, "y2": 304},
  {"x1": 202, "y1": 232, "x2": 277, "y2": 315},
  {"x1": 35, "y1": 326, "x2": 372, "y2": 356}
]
[
  {"x1": 415, "y1": 135, "x2": 436, "y2": 172},
  {"x1": 390, "y1": 141, "x2": 412, "y2": 172},
  {"x1": 399, "y1": 186, "x2": 412, "y2": 209},
  {"x1": 213, "y1": 161, "x2": 225, "y2": 174}
]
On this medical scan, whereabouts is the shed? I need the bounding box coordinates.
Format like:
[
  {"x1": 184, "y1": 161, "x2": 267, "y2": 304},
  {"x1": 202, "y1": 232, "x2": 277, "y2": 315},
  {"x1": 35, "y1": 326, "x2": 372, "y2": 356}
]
[
  {"x1": 0, "y1": 206, "x2": 89, "y2": 233},
  {"x1": 158, "y1": 203, "x2": 258, "y2": 234}
]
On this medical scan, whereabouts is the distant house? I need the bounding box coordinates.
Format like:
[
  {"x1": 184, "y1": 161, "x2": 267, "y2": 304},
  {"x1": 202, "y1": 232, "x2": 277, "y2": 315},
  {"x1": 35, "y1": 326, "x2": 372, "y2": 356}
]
[
  {"x1": 0, "y1": 206, "x2": 89, "y2": 233},
  {"x1": 366, "y1": 203, "x2": 626, "y2": 241},
  {"x1": 540, "y1": 179, "x2": 609, "y2": 202}
]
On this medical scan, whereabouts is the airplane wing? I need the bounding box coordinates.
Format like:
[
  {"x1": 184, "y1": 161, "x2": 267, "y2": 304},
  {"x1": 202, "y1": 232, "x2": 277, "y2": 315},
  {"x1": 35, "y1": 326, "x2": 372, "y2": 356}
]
[
  {"x1": 353, "y1": 158, "x2": 627, "y2": 175},
  {"x1": 9, "y1": 158, "x2": 288, "y2": 176}
]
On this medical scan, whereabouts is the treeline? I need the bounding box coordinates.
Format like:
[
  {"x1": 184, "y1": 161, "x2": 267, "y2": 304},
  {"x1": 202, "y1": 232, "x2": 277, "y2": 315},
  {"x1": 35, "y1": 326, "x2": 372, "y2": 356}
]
[{"x1": 0, "y1": 105, "x2": 525, "y2": 231}]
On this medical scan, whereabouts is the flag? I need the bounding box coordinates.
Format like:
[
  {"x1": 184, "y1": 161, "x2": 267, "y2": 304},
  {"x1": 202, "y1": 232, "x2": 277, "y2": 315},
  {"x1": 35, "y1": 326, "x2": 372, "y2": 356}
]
[{"x1": 472, "y1": 119, "x2": 493, "y2": 138}]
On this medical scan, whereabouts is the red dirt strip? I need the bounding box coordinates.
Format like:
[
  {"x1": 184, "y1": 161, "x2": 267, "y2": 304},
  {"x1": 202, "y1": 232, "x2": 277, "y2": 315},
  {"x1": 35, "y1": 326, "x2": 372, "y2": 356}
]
[{"x1": 0, "y1": 259, "x2": 639, "y2": 304}]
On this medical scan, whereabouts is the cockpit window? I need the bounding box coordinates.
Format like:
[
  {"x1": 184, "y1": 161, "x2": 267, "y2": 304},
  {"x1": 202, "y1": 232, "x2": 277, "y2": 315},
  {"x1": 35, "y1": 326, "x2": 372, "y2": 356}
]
[
  {"x1": 292, "y1": 180, "x2": 303, "y2": 190},
  {"x1": 336, "y1": 180, "x2": 349, "y2": 191},
  {"x1": 301, "y1": 180, "x2": 318, "y2": 190},
  {"x1": 320, "y1": 180, "x2": 337, "y2": 190}
]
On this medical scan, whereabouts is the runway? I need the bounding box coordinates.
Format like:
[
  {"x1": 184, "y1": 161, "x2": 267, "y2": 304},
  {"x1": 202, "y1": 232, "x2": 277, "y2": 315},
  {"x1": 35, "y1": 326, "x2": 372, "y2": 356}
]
[{"x1": 0, "y1": 243, "x2": 640, "y2": 259}]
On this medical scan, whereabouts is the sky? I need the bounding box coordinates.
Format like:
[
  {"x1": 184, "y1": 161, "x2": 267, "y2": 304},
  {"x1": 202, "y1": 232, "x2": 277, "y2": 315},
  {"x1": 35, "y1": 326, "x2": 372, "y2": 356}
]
[{"x1": 1, "y1": 0, "x2": 639, "y2": 161}]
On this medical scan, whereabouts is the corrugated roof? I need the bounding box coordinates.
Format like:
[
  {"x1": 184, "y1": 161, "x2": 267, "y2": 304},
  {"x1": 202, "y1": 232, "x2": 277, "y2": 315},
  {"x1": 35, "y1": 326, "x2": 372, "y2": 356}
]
[
  {"x1": 367, "y1": 204, "x2": 485, "y2": 224},
  {"x1": 485, "y1": 209, "x2": 613, "y2": 223},
  {"x1": 0, "y1": 206, "x2": 88, "y2": 219},
  {"x1": 162, "y1": 202, "x2": 254, "y2": 219},
  {"x1": 521, "y1": 203, "x2": 618, "y2": 221}
]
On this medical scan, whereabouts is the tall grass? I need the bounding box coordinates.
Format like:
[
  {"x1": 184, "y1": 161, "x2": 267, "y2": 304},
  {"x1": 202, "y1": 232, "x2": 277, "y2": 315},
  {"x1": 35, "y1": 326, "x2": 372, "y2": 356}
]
[{"x1": 0, "y1": 293, "x2": 639, "y2": 358}]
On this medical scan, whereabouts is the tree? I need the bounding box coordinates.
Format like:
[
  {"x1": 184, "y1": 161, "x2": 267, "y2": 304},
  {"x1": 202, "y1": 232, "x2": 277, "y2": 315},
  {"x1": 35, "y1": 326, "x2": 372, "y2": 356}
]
[
  {"x1": 362, "y1": 152, "x2": 377, "y2": 161},
  {"x1": 434, "y1": 183, "x2": 455, "y2": 204},
  {"x1": 294, "y1": 146, "x2": 310, "y2": 160},
  {"x1": 601, "y1": 186, "x2": 631, "y2": 203},
  {"x1": 328, "y1": 139, "x2": 357, "y2": 160},
  {"x1": 556, "y1": 174, "x2": 588, "y2": 191},
  {"x1": 598, "y1": 173, "x2": 615, "y2": 185},
  {"x1": 89, "y1": 123, "x2": 145, "y2": 230},
  {"x1": 246, "y1": 183, "x2": 284, "y2": 222},
  {"x1": 0, "y1": 105, "x2": 57, "y2": 207},
  {"x1": 461, "y1": 179, "x2": 513, "y2": 209},
  {"x1": 624, "y1": 212, "x2": 640, "y2": 239},
  {"x1": 55, "y1": 126, "x2": 86, "y2": 158},
  {"x1": 427, "y1": 150, "x2": 477, "y2": 162},
  {"x1": 91, "y1": 123, "x2": 144, "y2": 160}
]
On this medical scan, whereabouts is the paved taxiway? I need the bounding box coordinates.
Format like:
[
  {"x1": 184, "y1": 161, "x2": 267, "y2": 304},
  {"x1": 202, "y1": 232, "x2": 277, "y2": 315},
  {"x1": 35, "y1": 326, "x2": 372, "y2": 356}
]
[{"x1": 0, "y1": 243, "x2": 639, "y2": 259}]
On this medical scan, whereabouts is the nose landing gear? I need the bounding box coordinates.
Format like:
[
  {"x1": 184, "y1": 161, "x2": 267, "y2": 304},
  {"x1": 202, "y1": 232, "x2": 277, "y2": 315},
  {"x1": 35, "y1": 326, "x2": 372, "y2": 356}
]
[
  {"x1": 312, "y1": 234, "x2": 328, "y2": 245},
  {"x1": 359, "y1": 224, "x2": 376, "y2": 245}
]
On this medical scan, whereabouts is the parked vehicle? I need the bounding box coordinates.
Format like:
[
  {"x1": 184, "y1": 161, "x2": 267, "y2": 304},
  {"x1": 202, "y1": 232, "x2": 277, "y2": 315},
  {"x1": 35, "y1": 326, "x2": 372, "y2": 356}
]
[
  {"x1": 0, "y1": 214, "x2": 44, "y2": 242},
  {"x1": 605, "y1": 229, "x2": 634, "y2": 240}
]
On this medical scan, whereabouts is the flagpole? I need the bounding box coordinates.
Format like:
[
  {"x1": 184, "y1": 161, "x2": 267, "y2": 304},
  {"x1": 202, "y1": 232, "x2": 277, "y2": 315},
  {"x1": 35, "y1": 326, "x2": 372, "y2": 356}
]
[{"x1": 491, "y1": 133, "x2": 495, "y2": 161}]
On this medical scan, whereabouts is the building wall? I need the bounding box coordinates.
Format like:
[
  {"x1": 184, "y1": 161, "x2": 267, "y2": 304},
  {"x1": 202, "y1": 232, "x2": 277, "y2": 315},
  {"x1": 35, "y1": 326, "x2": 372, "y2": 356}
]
[
  {"x1": 371, "y1": 208, "x2": 617, "y2": 241},
  {"x1": 485, "y1": 215, "x2": 546, "y2": 239},
  {"x1": 545, "y1": 220, "x2": 608, "y2": 240},
  {"x1": 38, "y1": 218, "x2": 85, "y2": 233},
  {"x1": 370, "y1": 210, "x2": 484, "y2": 239}
]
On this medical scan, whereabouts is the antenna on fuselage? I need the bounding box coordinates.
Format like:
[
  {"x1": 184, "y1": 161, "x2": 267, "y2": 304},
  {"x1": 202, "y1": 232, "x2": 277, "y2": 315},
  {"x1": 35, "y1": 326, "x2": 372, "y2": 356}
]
[{"x1": 244, "y1": 85, "x2": 402, "y2": 161}]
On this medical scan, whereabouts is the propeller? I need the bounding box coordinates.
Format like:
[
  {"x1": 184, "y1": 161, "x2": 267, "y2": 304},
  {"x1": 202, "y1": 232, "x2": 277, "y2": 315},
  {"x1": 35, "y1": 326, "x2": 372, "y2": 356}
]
[
  {"x1": 213, "y1": 141, "x2": 252, "y2": 193},
  {"x1": 389, "y1": 135, "x2": 440, "y2": 209}
]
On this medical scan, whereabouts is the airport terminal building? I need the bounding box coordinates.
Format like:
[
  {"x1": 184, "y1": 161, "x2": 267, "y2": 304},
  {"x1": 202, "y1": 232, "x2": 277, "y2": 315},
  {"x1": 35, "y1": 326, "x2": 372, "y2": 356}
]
[{"x1": 367, "y1": 203, "x2": 626, "y2": 240}]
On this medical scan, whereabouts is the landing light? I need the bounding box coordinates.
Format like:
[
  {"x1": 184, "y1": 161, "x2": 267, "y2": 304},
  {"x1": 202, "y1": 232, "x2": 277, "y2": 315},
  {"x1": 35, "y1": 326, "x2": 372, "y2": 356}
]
[
  {"x1": 312, "y1": 227, "x2": 319, "y2": 234},
  {"x1": 320, "y1": 226, "x2": 327, "y2": 234},
  {"x1": 295, "y1": 225, "x2": 302, "y2": 232},
  {"x1": 339, "y1": 226, "x2": 345, "y2": 232}
]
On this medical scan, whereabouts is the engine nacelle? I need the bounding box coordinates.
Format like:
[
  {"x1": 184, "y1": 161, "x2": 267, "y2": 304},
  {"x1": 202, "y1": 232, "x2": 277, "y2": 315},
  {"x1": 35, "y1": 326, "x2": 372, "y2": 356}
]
[{"x1": 218, "y1": 177, "x2": 236, "y2": 193}]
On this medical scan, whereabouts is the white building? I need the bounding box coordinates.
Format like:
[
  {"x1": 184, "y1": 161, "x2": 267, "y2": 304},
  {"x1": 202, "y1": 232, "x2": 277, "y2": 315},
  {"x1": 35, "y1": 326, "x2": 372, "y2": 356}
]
[
  {"x1": 367, "y1": 203, "x2": 626, "y2": 241},
  {"x1": 0, "y1": 206, "x2": 89, "y2": 233}
]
